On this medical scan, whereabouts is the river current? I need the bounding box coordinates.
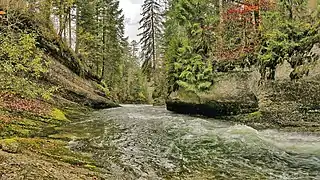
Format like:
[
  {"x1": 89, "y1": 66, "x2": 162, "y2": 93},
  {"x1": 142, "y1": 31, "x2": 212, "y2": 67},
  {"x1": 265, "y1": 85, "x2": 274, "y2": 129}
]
[{"x1": 67, "y1": 105, "x2": 320, "y2": 179}]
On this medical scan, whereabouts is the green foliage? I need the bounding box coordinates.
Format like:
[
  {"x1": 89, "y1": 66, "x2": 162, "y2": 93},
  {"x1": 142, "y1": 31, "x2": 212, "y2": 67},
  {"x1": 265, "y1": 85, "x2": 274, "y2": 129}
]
[
  {"x1": 175, "y1": 49, "x2": 213, "y2": 92},
  {"x1": 164, "y1": 0, "x2": 319, "y2": 91},
  {"x1": 0, "y1": 29, "x2": 54, "y2": 98},
  {"x1": 258, "y1": 2, "x2": 320, "y2": 80},
  {"x1": 152, "y1": 65, "x2": 168, "y2": 105},
  {"x1": 165, "y1": 0, "x2": 214, "y2": 93},
  {"x1": 117, "y1": 48, "x2": 149, "y2": 103},
  {"x1": 0, "y1": 32, "x2": 48, "y2": 77},
  {"x1": 75, "y1": 0, "x2": 126, "y2": 87}
]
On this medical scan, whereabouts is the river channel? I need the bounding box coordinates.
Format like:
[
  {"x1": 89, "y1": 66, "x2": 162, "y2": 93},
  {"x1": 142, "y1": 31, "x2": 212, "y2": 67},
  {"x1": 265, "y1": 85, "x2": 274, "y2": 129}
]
[{"x1": 65, "y1": 105, "x2": 320, "y2": 179}]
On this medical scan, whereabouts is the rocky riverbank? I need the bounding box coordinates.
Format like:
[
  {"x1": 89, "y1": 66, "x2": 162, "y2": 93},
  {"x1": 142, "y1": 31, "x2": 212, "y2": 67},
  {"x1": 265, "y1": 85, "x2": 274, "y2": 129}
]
[{"x1": 0, "y1": 101, "x2": 109, "y2": 179}]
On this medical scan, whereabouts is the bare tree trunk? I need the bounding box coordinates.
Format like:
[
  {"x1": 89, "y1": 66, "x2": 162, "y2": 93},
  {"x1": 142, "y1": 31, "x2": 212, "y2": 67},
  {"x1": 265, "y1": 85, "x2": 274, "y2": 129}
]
[
  {"x1": 63, "y1": 19, "x2": 67, "y2": 42},
  {"x1": 289, "y1": 2, "x2": 293, "y2": 20},
  {"x1": 258, "y1": 0, "x2": 261, "y2": 27},
  {"x1": 58, "y1": 0, "x2": 69, "y2": 42},
  {"x1": 68, "y1": 7, "x2": 72, "y2": 47},
  {"x1": 151, "y1": 8, "x2": 156, "y2": 71},
  {"x1": 96, "y1": 4, "x2": 100, "y2": 77},
  {"x1": 59, "y1": 0, "x2": 63, "y2": 36},
  {"x1": 75, "y1": 5, "x2": 79, "y2": 54},
  {"x1": 102, "y1": 7, "x2": 106, "y2": 79},
  {"x1": 63, "y1": 7, "x2": 67, "y2": 43},
  {"x1": 218, "y1": 0, "x2": 224, "y2": 56}
]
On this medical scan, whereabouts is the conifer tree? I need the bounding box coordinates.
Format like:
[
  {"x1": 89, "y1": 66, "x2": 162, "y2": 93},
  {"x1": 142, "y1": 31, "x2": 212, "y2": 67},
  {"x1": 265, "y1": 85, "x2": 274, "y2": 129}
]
[
  {"x1": 130, "y1": 40, "x2": 139, "y2": 58},
  {"x1": 138, "y1": 0, "x2": 163, "y2": 77}
]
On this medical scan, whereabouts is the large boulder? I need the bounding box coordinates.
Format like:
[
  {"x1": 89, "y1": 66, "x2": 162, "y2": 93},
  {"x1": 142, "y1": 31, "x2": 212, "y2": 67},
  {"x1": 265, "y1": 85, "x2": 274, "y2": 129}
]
[{"x1": 166, "y1": 71, "x2": 259, "y2": 117}]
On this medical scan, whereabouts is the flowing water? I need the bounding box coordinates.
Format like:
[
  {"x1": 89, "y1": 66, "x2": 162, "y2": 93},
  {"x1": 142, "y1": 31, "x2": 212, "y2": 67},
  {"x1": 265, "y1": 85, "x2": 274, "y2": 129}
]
[{"x1": 67, "y1": 105, "x2": 320, "y2": 179}]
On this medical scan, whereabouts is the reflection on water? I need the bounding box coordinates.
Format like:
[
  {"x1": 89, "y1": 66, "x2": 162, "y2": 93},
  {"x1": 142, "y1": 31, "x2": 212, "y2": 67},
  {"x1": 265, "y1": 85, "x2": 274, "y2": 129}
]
[{"x1": 66, "y1": 105, "x2": 320, "y2": 179}]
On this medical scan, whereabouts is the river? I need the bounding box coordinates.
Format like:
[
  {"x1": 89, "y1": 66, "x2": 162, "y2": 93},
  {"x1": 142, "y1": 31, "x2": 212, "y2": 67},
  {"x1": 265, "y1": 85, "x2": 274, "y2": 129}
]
[{"x1": 65, "y1": 105, "x2": 320, "y2": 179}]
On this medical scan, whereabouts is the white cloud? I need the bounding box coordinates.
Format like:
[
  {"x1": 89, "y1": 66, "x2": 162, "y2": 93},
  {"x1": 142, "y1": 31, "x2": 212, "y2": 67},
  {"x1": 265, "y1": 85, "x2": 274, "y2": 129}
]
[{"x1": 119, "y1": 0, "x2": 143, "y2": 42}]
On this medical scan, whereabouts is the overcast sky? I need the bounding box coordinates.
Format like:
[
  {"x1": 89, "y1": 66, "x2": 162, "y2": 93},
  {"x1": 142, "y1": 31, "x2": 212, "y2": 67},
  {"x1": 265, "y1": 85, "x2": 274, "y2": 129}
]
[{"x1": 119, "y1": 0, "x2": 144, "y2": 42}]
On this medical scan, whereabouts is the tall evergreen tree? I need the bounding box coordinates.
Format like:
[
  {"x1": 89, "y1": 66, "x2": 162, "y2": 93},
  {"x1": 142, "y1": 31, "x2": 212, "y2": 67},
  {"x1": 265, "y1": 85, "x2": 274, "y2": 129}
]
[
  {"x1": 138, "y1": 0, "x2": 163, "y2": 77},
  {"x1": 130, "y1": 40, "x2": 139, "y2": 58}
]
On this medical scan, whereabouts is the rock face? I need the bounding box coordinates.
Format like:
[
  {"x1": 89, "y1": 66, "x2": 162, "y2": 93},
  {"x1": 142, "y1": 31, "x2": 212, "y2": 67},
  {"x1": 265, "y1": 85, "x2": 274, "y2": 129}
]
[
  {"x1": 47, "y1": 59, "x2": 119, "y2": 109},
  {"x1": 252, "y1": 45, "x2": 320, "y2": 130},
  {"x1": 21, "y1": 14, "x2": 119, "y2": 109},
  {"x1": 255, "y1": 78, "x2": 320, "y2": 130},
  {"x1": 167, "y1": 71, "x2": 260, "y2": 117}
]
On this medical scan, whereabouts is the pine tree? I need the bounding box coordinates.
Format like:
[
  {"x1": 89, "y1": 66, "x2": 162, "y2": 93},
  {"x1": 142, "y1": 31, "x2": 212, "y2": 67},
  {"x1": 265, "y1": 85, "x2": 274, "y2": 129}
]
[
  {"x1": 75, "y1": 0, "x2": 99, "y2": 73},
  {"x1": 138, "y1": 0, "x2": 163, "y2": 77},
  {"x1": 130, "y1": 40, "x2": 139, "y2": 58}
]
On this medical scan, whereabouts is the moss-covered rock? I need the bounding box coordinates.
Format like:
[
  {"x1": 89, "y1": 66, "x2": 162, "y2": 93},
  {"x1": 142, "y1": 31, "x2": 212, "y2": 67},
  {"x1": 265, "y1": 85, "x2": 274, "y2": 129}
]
[
  {"x1": 50, "y1": 108, "x2": 68, "y2": 121},
  {"x1": 167, "y1": 71, "x2": 259, "y2": 117},
  {"x1": 0, "y1": 138, "x2": 21, "y2": 153},
  {"x1": 12, "y1": 138, "x2": 96, "y2": 166},
  {"x1": 0, "y1": 10, "x2": 115, "y2": 178},
  {"x1": 247, "y1": 111, "x2": 262, "y2": 120}
]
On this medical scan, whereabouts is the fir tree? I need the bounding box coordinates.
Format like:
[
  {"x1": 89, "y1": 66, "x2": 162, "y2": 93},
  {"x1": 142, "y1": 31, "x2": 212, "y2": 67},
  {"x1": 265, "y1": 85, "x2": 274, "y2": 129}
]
[
  {"x1": 138, "y1": 0, "x2": 163, "y2": 77},
  {"x1": 130, "y1": 40, "x2": 139, "y2": 58}
]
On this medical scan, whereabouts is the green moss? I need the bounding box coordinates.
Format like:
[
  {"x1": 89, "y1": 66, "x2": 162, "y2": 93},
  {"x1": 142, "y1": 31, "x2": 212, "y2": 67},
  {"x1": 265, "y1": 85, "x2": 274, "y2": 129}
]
[
  {"x1": 6, "y1": 124, "x2": 32, "y2": 137},
  {"x1": 13, "y1": 138, "x2": 95, "y2": 166},
  {"x1": 48, "y1": 133, "x2": 76, "y2": 141},
  {"x1": 248, "y1": 111, "x2": 262, "y2": 119},
  {"x1": 17, "y1": 119, "x2": 44, "y2": 131},
  {"x1": 0, "y1": 138, "x2": 18, "y2": 144},
  {"x1": 50, "y1": 108, "x2": 68, "y2": 121},
  {"x1": 176, "y1": 89, "x2": 201, "y2": 103},
  {"x1": 84, "y1": 164, "x2": 97, "y2": 170},
  {"x1": 94, "y1": 82, "x2": 110, "y2": 97},
  {"x1": 63, "y1": 106, "x2": 92, "y2": 120},
  {"x1": 18, "y1": 119, "x2": 38, "y2": 126},
  {"x1": 0, "y1": 138, "x2": 21, "y2": 153},
  {"x1": 246, "y1": 111, "x2": 262, "y2": 121},
  {"x1": 60, "y1": 156, "x2": 87, "y2": 165}
]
